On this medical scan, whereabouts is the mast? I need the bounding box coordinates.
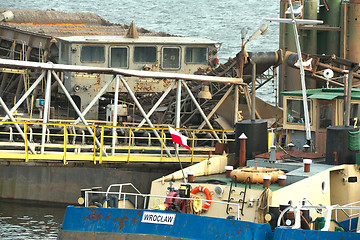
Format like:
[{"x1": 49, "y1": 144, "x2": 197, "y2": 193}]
[{"x1": 266, "y1": 1, "x2": 323, "y2": 145}]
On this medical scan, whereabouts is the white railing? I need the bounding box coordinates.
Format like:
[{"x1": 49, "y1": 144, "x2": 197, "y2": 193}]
[
  {"x1": 278, "y1": 201, "x2": 360, "y2": 231},
  {"x1": 84, "y1": 184, "x2": 242, "y2": 220}
]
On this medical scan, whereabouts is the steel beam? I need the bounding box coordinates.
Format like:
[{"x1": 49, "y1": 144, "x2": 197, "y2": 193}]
[
  {"x1": 53, "y1": 72, "x2": 107, "y2": 157},
  {"x1": 182, "y1": 81, "x2": 221, "y2": 142},
  {"x1": 1, "y1": 70, "x2": 46, "y2": 123},
  {"x1": 119, "y1": 75, "x2": 172, "y2": 157},
  {"x1": 234, "y1": 85, "x2": 239, "y2": 125},
  {"x1": 41, "y1": 69, "x2": 52, "y2": 154},
  {"x1": 0, "y1": 58, "x2": 244, "y2": 85},
  {"x1": 198, "y1": 85, "x2": 234, "y2": 129},
  {"x1": 251, "y1": 60, "x2": 256, "y2": 121},
  {"x1": 72, "y1": 75, "x2": 115, "y2": 125},
  {"x1": 0, "y1": 96, "x2": 36, "y2": 154},
  {"x1": 136, "y1": 80, "x2": 176, "y2": 129},
  {"x1": 175, "y1": 80, "x2": 182, "y2": 129},
  {"x1": 112, "y1": 75, "x2": 120, "y2": 155}
]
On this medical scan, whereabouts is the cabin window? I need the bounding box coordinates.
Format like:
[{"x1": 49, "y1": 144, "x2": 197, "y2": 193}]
[
  {"x1": 319, "y1": 102, "x2": 333, "y2": 129},
  {"x1": 162, "y1": 47, "x2": 180, "y2": 69},
  {"x1": 110, "y1": 47, "x2": 128, "y2": 68},
  {"x1": 60, "y1": 43, "x2": 69, "y2": 64},
  {"x1": 134, "y1": 47, "x2": 156, "y2": 63},
  {"x1": 185, "y1": 47, "x2": 208, "y2": 63},
  {"x1": 286, "y1": 99, "x2": 311, "y2": 124},
  {"x1": 81, "y1": 46, "x2": 105, "y2": 62},
  {"x1": 350, "y1": 103, "x2": 360, "y2": 127}
]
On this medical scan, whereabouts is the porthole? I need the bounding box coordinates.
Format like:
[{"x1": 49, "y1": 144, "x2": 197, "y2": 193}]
[
  {"x1": 321, "y1": 181, "x2": 327, "y2": 194},
  {"x1": 348, "y1": 176, "x2": 358, "y2": 183}
]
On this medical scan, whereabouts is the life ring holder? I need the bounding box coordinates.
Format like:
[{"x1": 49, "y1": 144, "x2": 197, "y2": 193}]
[{"x1": 191, "y1": 186, "x2": 212, "y2": 212}]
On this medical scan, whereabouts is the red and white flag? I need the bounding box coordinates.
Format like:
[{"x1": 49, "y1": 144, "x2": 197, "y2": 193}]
[{"x1": 168, "y1": 126, "x2": 191, "y2": 150}]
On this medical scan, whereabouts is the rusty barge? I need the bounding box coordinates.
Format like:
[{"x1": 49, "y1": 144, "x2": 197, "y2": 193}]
[{"x1": 0, "y1": 0, "x2": 360, "y2": 205}]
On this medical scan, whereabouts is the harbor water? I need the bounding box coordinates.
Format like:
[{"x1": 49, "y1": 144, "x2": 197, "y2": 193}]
[{"x1": 1, "y1": 0, "x2": 279, "y2": 238}]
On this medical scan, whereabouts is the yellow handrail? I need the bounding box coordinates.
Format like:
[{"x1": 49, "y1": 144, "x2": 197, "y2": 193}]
[{"x1": 0, "y1": 121, "x2": 235, "y2": 164}]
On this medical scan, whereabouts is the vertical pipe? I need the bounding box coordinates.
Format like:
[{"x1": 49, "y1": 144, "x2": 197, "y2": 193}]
[
  {"x1": 112, "y1": 75, "x2": 120, "y2": 156},
  {"x1": 340, "y1": 2, "x2": 348, "y2": 59},
  {"x1": 250, "y1": 60, "x2": 256, "y2": 121},
  {"x1": 41, "y1": 70, "x2": 52, "y2": 154},
  {"x1": 239, "y1": 133, "x2": 247, "y2": 167},
  {"x1": 347, "y1": 0, "x2": 360, "y2": 63},
  {"x1": 279, "y1": 0, "x2": 300, "y2": 106},
  {"x1": 175, "y1": 79, "x2": 182, "y2": 155},
  {"x1": 24, "y1": 123, "x2": 28, "y2": 162},
  {"x1": 303, "y1": 0, "x2": 318, "y2": 55},
  {"x1": 345, "y1": 67, "x2": 358, "y2": 126},
  {"x1": 289, "y1": 0, "x2": 312, "y2": 142},
  {"x1": 318, "y1": 0, "x2": 342, "y2": 56},
  {"x1": 63, "y1": 125, "x2": 67, "y2": 164},
  {"x1": 175, "y1": 80, "x2": 182, "y2": 129},
  {"x1": 234, "y1": 85, "x2": 239, "y2": 125}
]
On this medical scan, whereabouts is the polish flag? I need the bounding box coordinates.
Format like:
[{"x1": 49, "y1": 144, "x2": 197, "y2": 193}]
[{"x1": 168, "y1": 126, "x2": 191, "y2": 150}]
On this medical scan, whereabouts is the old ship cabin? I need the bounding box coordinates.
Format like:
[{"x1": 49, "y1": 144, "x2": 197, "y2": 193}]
[{"x1": 281, "y1": 88, "x2": 360, "y2": 155}]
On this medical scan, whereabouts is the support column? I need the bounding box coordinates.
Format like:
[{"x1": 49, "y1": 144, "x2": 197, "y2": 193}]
[
  {"x1": 112, "y1": 75, "x2": 120, "y2": 156},
  {"x1": 41, "y1": 69, "x2": 52, "y2": 154},
  {"x1": 175, "y1": 80, "x2": 182, "y2": 129},
  {"x1": 234, "y1": 85, "x2": 239, "y2": 125},
  {"x1": 251, "y1": 60, "x2": 256, "y2": 121}
]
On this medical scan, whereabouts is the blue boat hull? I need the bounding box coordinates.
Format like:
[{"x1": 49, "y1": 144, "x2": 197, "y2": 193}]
[
  {"x1": 273, "y1": 227, "x2": 360, "y2": 240},
  {"x1": 57, "y1": 206, "x2": 273, "y2": 240}
]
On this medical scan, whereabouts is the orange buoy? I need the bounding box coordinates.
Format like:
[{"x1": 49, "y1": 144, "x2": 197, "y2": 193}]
[{"x1": 230, "y1": 166, "x2": 284, "y2": 184}]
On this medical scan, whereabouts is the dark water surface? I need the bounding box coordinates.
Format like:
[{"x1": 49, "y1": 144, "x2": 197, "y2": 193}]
[
  {"x1": 0, "y1": 200, "x2": 65, "y2": 239},
  {"x1": 1, "y1": 1, "x2": 280, "y2": 239}
]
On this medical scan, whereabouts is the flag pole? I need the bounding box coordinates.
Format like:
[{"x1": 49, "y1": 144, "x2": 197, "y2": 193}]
[
  {"x1": 175, "y1": 144, "x2": 188, "y2": 184},
  {"x1": 168, "y1": 125, "x2": 190, "y2": 184}
]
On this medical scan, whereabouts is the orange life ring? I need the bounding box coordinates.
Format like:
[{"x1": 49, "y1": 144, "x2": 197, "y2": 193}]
[{"x1": 191, "y1": 186, "x2": 212, "y2": 212}]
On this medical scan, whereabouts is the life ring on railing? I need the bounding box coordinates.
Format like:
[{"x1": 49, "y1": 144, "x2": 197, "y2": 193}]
[{"x1": 191, "y1": 186, "x2": 212, "y2": 212}]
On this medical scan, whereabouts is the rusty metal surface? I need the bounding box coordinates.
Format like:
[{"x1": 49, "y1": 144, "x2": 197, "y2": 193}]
[
  {"x1": 0, "y1": 9, "x2": 172, "y2": 38},
  {"x1": 255, "y1": 149, "x2": 325, "y2": 160},
  {"x1": 57, "y1": 231, "x2": 187, "y2": 240}
]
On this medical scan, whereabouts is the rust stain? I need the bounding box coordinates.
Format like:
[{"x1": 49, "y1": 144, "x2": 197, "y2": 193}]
[
  {"x1": 232, "y1": 222, "x2": 235, "y2": 226},
  {"x1": 245, "y1": 226, "x2": 248, "y2": 229},
  {"x1": 137, "y1": 210, "x2": 142, "y2": 217},
  {"x1": 131, "y1": 217, "x2": 137, "y2": 224},
  {"x1": 118, "y1": 216, "x2": 128, "y2": 231},
  {"x1": 85, "y1": 209, "x2": 106, "y2": 223}
]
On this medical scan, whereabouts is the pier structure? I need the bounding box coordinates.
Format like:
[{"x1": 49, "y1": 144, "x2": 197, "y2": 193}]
[{"x1": 0, "y1": 59, "x2": 243, "y2": 203}]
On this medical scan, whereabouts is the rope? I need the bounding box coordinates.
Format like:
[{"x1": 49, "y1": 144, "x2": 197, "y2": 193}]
[{"x1": 257, "y1": 188, "x2": 271, "y2": 223}]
